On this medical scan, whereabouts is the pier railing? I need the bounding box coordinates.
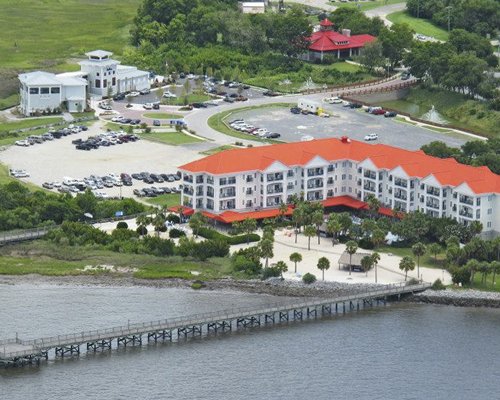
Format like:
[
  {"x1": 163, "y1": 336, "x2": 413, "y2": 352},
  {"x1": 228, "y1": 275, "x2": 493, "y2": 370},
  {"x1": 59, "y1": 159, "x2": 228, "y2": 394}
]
[{"x1": 1, "y1": 282, "x2": 430, "y2": 359}]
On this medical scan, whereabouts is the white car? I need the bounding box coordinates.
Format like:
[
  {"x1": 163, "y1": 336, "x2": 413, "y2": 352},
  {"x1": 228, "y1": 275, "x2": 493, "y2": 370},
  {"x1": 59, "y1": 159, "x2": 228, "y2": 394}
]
[
  {"x1": 163, "y1": 91, "x2": 177, "y2": 98},
  {"x1": 416, "y1": 34, "x2": 427, "y2": 41},
  {"x1": 301, "y1": 135, "x2": 314, "y2": 142},
  {"x1": 143, "y1": 103, "x2": 153, "y2": 110},
  {"x1": 364, "y1": 133, "x2": 379, "y2": 141},
  {"x1": 111, "y1": 116, "x2": 124, "y2": 122},
  {"x1": 129, "y1": 91, "x2": 140, "y2": 97},
  {"x1": 324, "y1": 96, "x2": 342, "y2": 104},
  {"x1": 15, "y1": 140, "x2": 30, "y2": 146}
]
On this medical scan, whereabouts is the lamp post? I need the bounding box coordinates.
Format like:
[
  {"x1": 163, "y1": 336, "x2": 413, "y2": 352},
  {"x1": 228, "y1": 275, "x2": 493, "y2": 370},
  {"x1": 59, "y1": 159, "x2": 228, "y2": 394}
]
[{"x1": 446, "y1": 6, "x2": 452, "y2": 32}]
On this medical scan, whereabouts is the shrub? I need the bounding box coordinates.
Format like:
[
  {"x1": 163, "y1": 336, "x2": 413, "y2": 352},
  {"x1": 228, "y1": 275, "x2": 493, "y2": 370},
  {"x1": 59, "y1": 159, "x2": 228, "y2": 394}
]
[
  {"x1": 431, "y1": 279, "x2": 446, "y2": 290},
  {"x1": 450, "y1": 266, "x2": 471, "y2": 285},
  {"x1": 232, "y1": 254, "x2": 262, "y2": 276},
  {"x1": 407, "y1": 277, "x2": 420, "y2": 285},
  {"x1": 302, "y1": 273, "x2": 317, "y2": 284},
  {"x1": 191, "y1": 281, "x2": 204, "y2": 290},
  {"x1": 262, "y1": 266, "x2": 281, "y2": 279},
  {"x1": 116, "y1": 221, "x2": 128, "y2": 229},
  {"x1": 198, "y1": 227, "x2": 260, "y2": 245},
  {"x1": 169, "y1": 228, "x2": 186, "y2": 238},
  {"x1": 166, "y1": 214, "x2": 180, "y2": 223},
  {"x1": 136, "y1": 226, "x2": 148, "y2": 235},
  {"x1": 358, "y1": 237, "x2": 375, "y2": 250}
]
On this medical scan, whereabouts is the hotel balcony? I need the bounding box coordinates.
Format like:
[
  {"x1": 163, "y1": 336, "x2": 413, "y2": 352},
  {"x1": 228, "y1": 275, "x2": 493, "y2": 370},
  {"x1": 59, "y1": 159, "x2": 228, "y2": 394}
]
[
  {"x1": 363, "y1": 171, "x2": 376, "y2": 179},
  {"x1": 459, "y1": 196, "x2": 474, "y2": 205},
  {"x1": 426, "y1": 202, "x2": 440, "y2": 210},
  {"x1": 394, "y1": 178, "x2": 407, "y2": 188},
  {"x1": 307, "y1": 168, "x2": 324, "y2": 177},
  {"x1": 426, "y1": 187, "x2": 440, "y2": 197},
  {"x1": 266, "y1": 173, "x2": 283, "y2": 182}
]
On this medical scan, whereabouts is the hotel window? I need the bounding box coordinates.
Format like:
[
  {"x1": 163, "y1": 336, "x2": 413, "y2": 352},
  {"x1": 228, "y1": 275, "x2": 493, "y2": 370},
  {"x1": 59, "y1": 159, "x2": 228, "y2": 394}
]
[
  {"x1": 96, "y1": 72, "x2": 100, "y2": 76},
  {"x1": 51, "y1": 87, "x2": 60, "y2": 94},
  {"x1": 341, "y1": 174, "x2": 346, "y2": 180},
  {"x1": 488, "y1": 208, "x2": 492, "y2": 215},
  {"x1": 476, "y1": 198, "x2": 481, "y2": 206},
  {"x1": 112, "y1": 77, "x2": 116, "y2": 86},
  {"x1": 95, "y1": 80, "x2": 101, "y2": 88},
  {"x1": 29, "y1": 88, "x2": 39, "y2": 94},
  {"x1": 487, "y1": 222, "x2": 492, "y2": 228},
  {"x1": 40, "y1": 88, "x2": 50, "y2": 94},
  {"x1": 488, "y1": 195, "x2": 493, "y2": 201},
  {"x1": 476, "y1": 210, "x2": 480, "y2": 219},
  {"x1": 103, "y1": 80, "x2": 107, "y2": 88}
]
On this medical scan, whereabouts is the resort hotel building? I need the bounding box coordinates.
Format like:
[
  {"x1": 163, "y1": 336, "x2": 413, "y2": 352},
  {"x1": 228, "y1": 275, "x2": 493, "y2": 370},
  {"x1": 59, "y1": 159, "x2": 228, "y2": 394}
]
[
  {"x1": 18, "y1": 50, "x2": 149, "y2": 116},
  {"x1": 178, "y1": 137, "x2": 500, "y2": 236}
]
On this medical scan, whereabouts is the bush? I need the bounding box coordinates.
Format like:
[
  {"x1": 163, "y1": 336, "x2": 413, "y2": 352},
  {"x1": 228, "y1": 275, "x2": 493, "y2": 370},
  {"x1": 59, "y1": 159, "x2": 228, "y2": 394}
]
[
  {"x1": 302, "y1": 273, "x2": 317, "y2": 284},
  {"x1": 198, "y1": 227, "x2": 260, "y2": 245},
  {"x1": 431, "y1": 279, "x2": 446, "y2": 290},
  {"x1": 450, "y1": 266, "x2": 471, "y2": 285},
  {"x1": 262, "y1": 266, "x2": 281, "y2": 279},
  {"x1": 191, "y1": 281, "x2": 204, "y2": 290},
  {"x1": 116, "y1": 221, "x2": 128, "y2": 229},
  {"x1": 232, "y1": 254, "x2": 262, "y2": 276},
  {"x1": 358, "y1": 237, "x2": 375, "y2": 250},
  {"x1": 136, "y1": 226, "x2": 148, "y2": 235},
  {"x1": 407, "y1": 278, "x2": 420, "y2": 285},
  {"x1": 169, "y1": 228, "x2": 186, "y2": 238},
  {"x1": 166, "y1": 214, "x2": 180, "y2": 223}
]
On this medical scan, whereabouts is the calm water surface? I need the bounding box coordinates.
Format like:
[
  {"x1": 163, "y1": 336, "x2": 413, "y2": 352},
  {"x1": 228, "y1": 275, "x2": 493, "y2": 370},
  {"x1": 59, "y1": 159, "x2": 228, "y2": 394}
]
[{"x1": 0, "y1": 284, "x2": 499, "y2": 400}]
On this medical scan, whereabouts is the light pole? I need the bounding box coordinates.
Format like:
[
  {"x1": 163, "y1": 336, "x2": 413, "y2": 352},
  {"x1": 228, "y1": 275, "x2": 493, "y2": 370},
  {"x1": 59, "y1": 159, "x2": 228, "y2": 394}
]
[{"x1": 446, "y1": 6, "x2": 452, "y2": 32}]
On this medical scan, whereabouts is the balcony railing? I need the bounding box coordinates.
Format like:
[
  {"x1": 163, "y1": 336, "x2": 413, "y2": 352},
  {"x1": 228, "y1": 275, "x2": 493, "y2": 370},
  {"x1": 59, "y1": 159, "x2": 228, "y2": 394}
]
[
  {"x1": 459, "y1": 210, "x2": 473, "y2": 218},
  {"x1": 394, "y1": 193, "x2": 407, "y2": 201},
  {"x1": 363, "y1": 171, "x2": 376, "y2": 179},
  {"x1": 364, "y1": 184, "x2": 375, "y2": 192},
  {"x1": 426, "y1": 188, "x2": 440, "y2": 197},
  {"x1": 183, "y1": 188, "x2": 193, "y2": 195},
  {"x1": 459, "y1": 196, "x2": 474, "y2": 205},
  {"x1": 307, "y1": 169, "x2": 324, "y2": 177},
  {"x1": 394, "y1": 179, "x2": 407, "y2": 188},
  {"x1": 220, "y1": 191, "x2": 236, "y2": 198},
  {"x1": 426, "y1": 202, "x2": 439, "y2": 210},
  {"x1": 307, "y1": 183, "x2": 324, "y2": 189},
  {"x1": 183, "y1": 176, "x2": 193, "y2": 183}
]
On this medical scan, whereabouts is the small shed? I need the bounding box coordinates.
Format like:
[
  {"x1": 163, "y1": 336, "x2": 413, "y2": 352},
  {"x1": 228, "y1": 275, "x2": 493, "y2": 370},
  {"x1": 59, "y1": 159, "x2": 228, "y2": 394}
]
[{"x1": 338, "y1": 251, "x2": 372, "y2": 272}]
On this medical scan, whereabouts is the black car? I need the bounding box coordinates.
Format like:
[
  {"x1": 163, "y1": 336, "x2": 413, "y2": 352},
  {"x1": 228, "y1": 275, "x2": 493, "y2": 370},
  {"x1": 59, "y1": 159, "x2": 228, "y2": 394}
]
[
  {"x1": 349, "y1": 103, "x2": 362, "y2": 109},
  {"x1": 267, "y1": 132, "x2": 281, "y2": 139},
  {"x1": 152, "y1": 103, "x2": 160, "y2": 110},
  {"x1": 113, "y1": 93, "x2": 125, "y2": 101},
  {"x1": 150, "y1": 174, "x2": 164, "y2": 183},
  {"x1": 122, "y1": 118, "x2": 132, "y2": 124},
  {"x1": 384, "y1": 111, "x2": 397, "y2": 118},
  {"x1": 72, "y1": 138, "x2": 83, "y2": 145},
  {"x1": 263, "y1": 90, "x2": 279, "y2": 96},
  {"x1": 160, "y1": 173, "x2": 169, "y2": 181},
  {"x1": 79, "y1": 125, "x2": 88, "y2": 131},
  {"x1": 131, "y1": 173, "x2": 143, "y2": 180},
  {"x1": 76, "y1": 144, "x2": 91, "y2": 151},
  {"x1": 153, "y1": 120, "x2": 161, "y2": 127},
  {"x1": 290, "y1": 107, "x2": 301, "y2": 114},
  {"x1": 162, "y1": 187, "x2": 172, "y2": 194},
  {"x1": 191, "y1": 102, "x2": 207, "y2": 108},
  {"x1": 167, "y1": 174, "x2": 176, "y2": 182}
]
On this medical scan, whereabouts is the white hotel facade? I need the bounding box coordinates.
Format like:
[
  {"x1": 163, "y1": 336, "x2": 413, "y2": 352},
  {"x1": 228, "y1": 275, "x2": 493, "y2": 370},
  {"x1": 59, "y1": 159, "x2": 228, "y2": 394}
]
[{"x1": 178, "y1": 137, "x2": 500, "y2": 236}]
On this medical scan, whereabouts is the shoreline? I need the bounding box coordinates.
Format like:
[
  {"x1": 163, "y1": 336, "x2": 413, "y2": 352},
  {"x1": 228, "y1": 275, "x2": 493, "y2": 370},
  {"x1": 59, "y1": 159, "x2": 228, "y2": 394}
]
[{"x1": 1, "y1": 274, "x2": 499, "y2": 307}]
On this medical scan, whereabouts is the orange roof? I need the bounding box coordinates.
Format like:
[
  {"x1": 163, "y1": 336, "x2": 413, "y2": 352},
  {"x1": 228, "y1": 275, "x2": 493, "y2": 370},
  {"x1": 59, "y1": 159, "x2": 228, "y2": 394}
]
[
  {"x1": 166, "y1": 205, "x2": 194, "y2": 216},
  {"x1": 321, "y1": 195, "x2": 366, "y2": 209},
  {"x1": 179, "y1": 138, "x2": 500, "y2": 194},
  {"x1": 213, "y1": 206, "x2": 294, "y2": 224}
]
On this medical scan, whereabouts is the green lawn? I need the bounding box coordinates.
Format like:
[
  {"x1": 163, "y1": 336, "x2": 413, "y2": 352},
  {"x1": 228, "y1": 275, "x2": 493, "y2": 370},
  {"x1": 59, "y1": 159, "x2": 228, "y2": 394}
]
[
  {"x1": 161, "y1": 94, "x2": 212, "y2": 106},
  {"x1": 0, "y1": 0, "x2": 141, "y2": 70},
  {"x1": 143, "y1": 112, "x2": 182, "y2": 120},
  {"x1": 0, "y1": 94, "x2": 19, "y2": 110},
  {"x1": 208, "y1": 104, "x2": 292, "y2": 143},
  {"x1": 332, "y1": 0, "x2": 404, "y2": 12},
  {"x1": 379, "y1": 87, "x2": 500, "y2": 138},
  {"x1": 200, "y1": 145, "x2": 236, "y2": 155},
  {"x1": 140, "y1": 131, "x2": 204, "y2": 145},
  {"x1": 0, "y1": 117, "x2": 63, "y2": 134},
  {"x1": 387, "y1": 11, "x2": 449, "y2": 41},
  {"x1": 377, "y1": 245, "x2": 446, "y2": 269},
  {"x1": 468, "y1": 273, "x2": 500, "y2": 293},
  {"x1": 0, "y1": 163, "x2": 48, "y2": 191},
  {"x1": 144, "y1": 193, "x2": 181, "y2": 208}
]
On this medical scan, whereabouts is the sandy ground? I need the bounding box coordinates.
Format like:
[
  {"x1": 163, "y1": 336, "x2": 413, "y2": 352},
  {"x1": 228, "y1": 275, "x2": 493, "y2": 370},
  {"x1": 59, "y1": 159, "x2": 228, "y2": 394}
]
[
  {"x1": 0, "y1": 120, "x2": 201, "y2": 198},
  {"x1": 94, "y1": 218, "x2": 451, "y2": 286}
]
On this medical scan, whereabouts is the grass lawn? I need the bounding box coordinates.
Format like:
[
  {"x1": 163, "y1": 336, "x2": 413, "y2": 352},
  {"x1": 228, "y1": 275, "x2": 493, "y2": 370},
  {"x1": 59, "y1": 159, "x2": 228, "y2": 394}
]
[
  {"x1": 468, "y1": 273, "x2": 500, "y2": 293},
  {"x1": 332, "y1": 0, "x2": 404, "y2": 12},
  {"x1": 144, "y1": 193, "x2": 181, "y2": 208},
  {"x1": 377, "y1": 245, "x2": 446, "y2": 269},
  {"x1": 0, "y1": 117, "x2": 63, "y2": 134},
  {"x1": 0, "y1": 163, "x2": 47, "y2": 191},
  {"x1": 387, "y1": 11, "x2": 449, "y2": 41},
  {"x1": 0, "y1": 0, "x2": 141, "y2": 70},
  {"x1": 200, "y1": 145, "x2": 236, "y2": 155},
  {"x1": 140, "y1": 131, "x2": 204, "y2": 146},
  {"x1": 0, "y1": 241, "x2": 232, "y2": 280},
  {"x1": 208, "y1": 104, "x2": 292, "y2": 143},
  {"x1": 143, "y1": 112, "x2": 182, "y2": 120},
  {"x1": 0, "y1": 94, "x2": 19, "y2": 111},
  {"x1": 161, "y1": 94, "x2": 212, "y2": 106},
  {"x1": 379, "y1": 87, "x2": 500, "y2": 138}
]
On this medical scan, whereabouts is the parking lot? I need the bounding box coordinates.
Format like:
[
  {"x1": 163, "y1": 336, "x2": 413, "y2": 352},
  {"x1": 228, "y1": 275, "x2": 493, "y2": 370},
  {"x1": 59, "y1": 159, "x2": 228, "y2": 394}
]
[
  {"x1": 229, "y1": 103, "x2": 469, "y2": 150},
  {"x1": 0, "y1": 120, "x2": 201, "y2": 199}
]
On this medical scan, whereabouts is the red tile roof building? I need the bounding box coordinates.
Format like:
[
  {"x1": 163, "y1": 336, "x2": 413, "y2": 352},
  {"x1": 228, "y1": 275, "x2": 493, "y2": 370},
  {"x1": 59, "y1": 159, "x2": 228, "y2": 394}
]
[
  {"x1": 179, "y1": 137, "x2": 499, "y2": 234},
  {"x1": 307, "y1": 19, "x2": 376, "y2": 61}
]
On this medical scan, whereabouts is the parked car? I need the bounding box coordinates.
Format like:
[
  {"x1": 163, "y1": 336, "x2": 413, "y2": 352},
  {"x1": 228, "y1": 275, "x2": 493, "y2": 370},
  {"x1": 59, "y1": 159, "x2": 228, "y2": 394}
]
[
  {"x1": 349, "y1": 103, "x2": 362, "y2": 109},
  {"x1": 384, "y1": 111, "x2": 397, "y2": 118},
  {"x1": 266, "y1": 132, "x2": 281, "y2": 139},
  {"x1": 323, "y1": 96, "x2": 342, "y2": 104},
  {"x1": 163, "y1": 91, "x2": 177, "y2": 98},
  {"x1": 42, "y1": 182, "x2": 54, "y2": 189},
  {"x1": 263, "y1": 90, "x2": 279, "y2": 96},
  {"x1": 15, "y1": 140, "x2": 30, "y2": 146},
  {"x1": 143, "y1": 103, "x2": 153, "y2": 110},
  {"x1": 139, "y1": 88, "x2": 151, "y2": 95},
  {"x1": 152, "y1": 102, "x2": 160, "y2": 110},
  {"x1": 371, "y1": 109, "x2": 387, "y2": 115},
  {"x1": 113, "y1": 93, "x2": 125, "y2": 101},
  {"x1": 290, "y1": 107, "x2": 301, "y2": 114},
  {"x1": 364, "y1": 133, "x2": 379, "y2": 141},
  {"x1": 153, "y1": 120, "x2": 161, "y2": 126},
  {"x1": 129, "y1": 91, "x2": 140, "y2": 97}
]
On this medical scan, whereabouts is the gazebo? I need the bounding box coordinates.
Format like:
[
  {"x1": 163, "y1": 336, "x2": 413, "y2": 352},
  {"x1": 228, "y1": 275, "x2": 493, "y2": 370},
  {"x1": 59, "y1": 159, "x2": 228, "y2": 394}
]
[{"x1": 338, "y1": 251, "x2": 372, "y2": 272}]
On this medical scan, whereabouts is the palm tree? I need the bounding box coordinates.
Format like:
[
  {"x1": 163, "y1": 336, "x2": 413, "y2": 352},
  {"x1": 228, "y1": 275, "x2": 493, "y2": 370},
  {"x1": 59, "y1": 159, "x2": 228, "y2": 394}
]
[
  {"x1": 292, "y1": 205, "x2": 306, "y2": 244},
  {"x1": 317, "y1": 257, "x2": 330, "y2": 281},
  {"x1": 338, "y1": 212, "x2": 352, "y2": 236},
  {"x1": 371, "y1": 252, "x2": 381, "y2": 283},
  {"x1": 361, "y1": 255, "x2": 373, "y2": 277},
  {"x1": 479, "y1": 261, "x2": 490, "y2": 285},
  {"x1": 366, "y1": 194, "x2": 381, "y2": 217},
  {"x1": 412, "y1": 242, "x2": 426, "y2": 279},
  {"x1": 465, "y1": 259, "x2": 480, "y2": 285},
  {"x1": 289, "y1": 252, "x2": 303, "y2": 273},
  {"x1": 260, "y1": 238, "x2": 274, "y2": 268},
  {"x1": 399, "y1": 256, "x2": 416, "y2": 281},
  {"x1": 275, "y1": 261, "x2": 288, "y2": 278},
  {"x1": 240, "y1": 218, "x2": 257, "y2": 244},
  {"x1": 278, "y1": 203, "x2": 288, "y2": 222},
  {"x1": 345, "y1": 240, "x2": 358, "y2": 275},
  {"x1": 326, "y1": 214, "x2": 341, "y2": 247},
  {"x1": 152, "y1": 211, "x2": 166, "y2": 237},
  {"x1": 428, "y1": 243, "x2": 441, "y2": 261},
  {"x1": 304, "y1": 225, "x2": 316, "y2": 251},
  {"x1": 371, "y1": 228, "x2": 386, "y2": 248},
  {"x1": 136, "y1": 214, "x2": 151, "y2": 236},
  {"x1": 189, "y1": 212, "x2": 207, "y2": 238},
  {"x1": 491, "y1": 261, "x2": 500, "y2": 286},
  {"x1": 312, "y1": 210, "x2": 324, "y2": 244}
]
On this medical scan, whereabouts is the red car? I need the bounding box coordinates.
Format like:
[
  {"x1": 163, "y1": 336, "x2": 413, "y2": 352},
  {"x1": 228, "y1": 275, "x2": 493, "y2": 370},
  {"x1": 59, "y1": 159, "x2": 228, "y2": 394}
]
[{"x1": 371, "y1": 109, "x2": 387, "y2": 115}]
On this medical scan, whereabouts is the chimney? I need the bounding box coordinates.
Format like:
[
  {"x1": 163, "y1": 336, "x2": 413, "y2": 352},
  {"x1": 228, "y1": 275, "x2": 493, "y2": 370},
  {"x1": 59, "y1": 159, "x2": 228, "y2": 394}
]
[
  {"x1": 340, "y1": 136, "x2": 350, "y2": 144},
  {"x1": 342, "y1": 29, "x2": 351, "y2": 37}
]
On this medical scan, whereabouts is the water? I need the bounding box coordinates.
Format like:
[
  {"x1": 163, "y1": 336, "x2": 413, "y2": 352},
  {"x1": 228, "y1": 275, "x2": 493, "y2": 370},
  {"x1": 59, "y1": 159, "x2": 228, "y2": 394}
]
[
  {"x1": 1, "y1": 284, "x2": 499, "y2": 400},
  {"x1": 421, "y1": 104, "x2": 449, "y2": 124}
]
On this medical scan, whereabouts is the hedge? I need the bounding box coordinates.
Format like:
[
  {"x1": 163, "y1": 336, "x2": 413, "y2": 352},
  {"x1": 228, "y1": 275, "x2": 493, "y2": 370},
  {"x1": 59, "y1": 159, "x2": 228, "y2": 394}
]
[{"x1": 198, "y1": 227, "x2": 260, "y2": 245}]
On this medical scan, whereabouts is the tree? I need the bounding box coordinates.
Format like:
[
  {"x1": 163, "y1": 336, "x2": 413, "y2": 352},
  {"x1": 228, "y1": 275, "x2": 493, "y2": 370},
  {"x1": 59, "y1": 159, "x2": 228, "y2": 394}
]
[
  {"x1": 278, "y1": 203, "x2": 288, "y2": 222},
  {"x1": 357, "y1": 40, "x2": 385, "y2": 72},
  {"x1": 289, "y1": 252, "x2": 303, "y2": 273},
  {"x1": 275, "y1": 260, "x2": 288, "y2": 278},
  {"x1": 304, "y1": 225, "x2": 316, "y2": 251},
  {"x1": 317, "y1": 257, "x2": 330, "y2": 281},
  {"x1": 136, "y1": 214, "x2": 151, "y2": 236},
  {"x1": 189, "y1": 212, "x2": 207, "y2": 238},
  {"x1": 292, "y1": 205, "x2": 306, "y2": 243},
  {"x1": 479, "y1": 261, "x2": 490, "y2": 285},
  {"x1": 399, "y1": 256, "x2": 416, "y2": 281},
  {"x1": 338, "y1": 212, "x2": 352, "y2": 236},
  {"x1": 240, "y1": 218, "x2": 257, "y2": 244},
  {"x1": 156, "y1": 86, "x2": 164, "y2": 101},
  {"x1": 371, "y1": 252, "x2": 380, "y2": 283},
  {"x1": 428, "y1": 243, "x2": 442, "y2": 261},
  {"x1": 268, "y1": 6, "x2": 312, "y2": 57},
  {"x1": 312, "y1": 210, "x2": 324, "y2": 245},
  {"x1": 491, "y1": 261, "x2": 500, "y2": 286},
  {"x1": 365, "y1": 194, "x2": 381, "y2": 217},
  {"x1": 345, "y1": 240, "x2": 358, "y2": 275},
  {"x1": 379, "y1": 23, "x2": 415, "y2": 68},
  {"x1": 260, "y1": 238, "x2": 274, "y2": 268},
  {"x1": 152, "y1": 210, "x2": 166, "y2": 237},
  {"x1": 326, "y1": 214, "x2": 342, "y2": 247},
  {"x1": 371, "y1": 228, "x2": 386, "y2": 248},
  {"x1": 412, "y1": 242, "x2": 427, "y2": 279},
  {"x1": 420, "y1": 141, "x2": 460, "y2": 159},
  {"x1": 361, "y1": 255, "x2": 373, "y2": 277}
]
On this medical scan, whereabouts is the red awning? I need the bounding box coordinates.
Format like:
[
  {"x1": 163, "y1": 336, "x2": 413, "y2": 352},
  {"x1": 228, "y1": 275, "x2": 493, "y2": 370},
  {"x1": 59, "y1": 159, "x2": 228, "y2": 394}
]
[
  {"x1": 166, "y1": 205, "x2": 194, "y2": 216},
  {"x1": 321, "y1": 195, "x2": 366, "y2": 209}
]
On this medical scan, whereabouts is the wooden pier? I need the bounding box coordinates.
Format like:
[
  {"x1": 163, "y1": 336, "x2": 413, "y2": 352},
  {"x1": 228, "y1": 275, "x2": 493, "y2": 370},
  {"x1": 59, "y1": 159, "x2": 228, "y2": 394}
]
[{"x1": 0, "y1": 282, "x2": 430, "y2": 368}]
